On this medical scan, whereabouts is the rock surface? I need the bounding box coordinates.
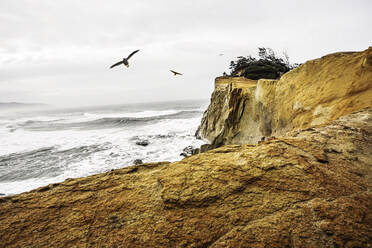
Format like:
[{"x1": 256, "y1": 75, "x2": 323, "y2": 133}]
[
  {"x1": 135, "y1": 140, "x2": 150, "y2": 146},
  {"x1": 0, "y1": 108, "x2": 371, "y2": 247},
  {"x1": 196, "y1": 47, "x2": 372, "y2": 148},
  {"x1": 133, "y1": 159, "x2": 143, "y2": 165},
  {"x1": 180, "y1": 145, "x2": 199, "y2": 157}
]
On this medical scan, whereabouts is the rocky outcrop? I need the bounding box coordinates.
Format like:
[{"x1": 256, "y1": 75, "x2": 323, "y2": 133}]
[
  {"x1": 0, "y1": 108, "x2": 371, "y2": 247},
  {"x1": 196, "y1": 47, "x2": 372, "y2": 148},
  {"x1": 0, "y1": 48, "x2": 371, "y2": 247}
]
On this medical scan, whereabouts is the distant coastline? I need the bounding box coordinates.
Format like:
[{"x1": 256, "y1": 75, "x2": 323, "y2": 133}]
[{"x1": 0, "y1": 102, "x2": 49, "y2": 109}]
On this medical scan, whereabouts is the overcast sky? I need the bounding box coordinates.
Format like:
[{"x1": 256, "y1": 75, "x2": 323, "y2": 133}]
[{"x1": 0, "y1": 0, "x2": 371, "y2": 107}]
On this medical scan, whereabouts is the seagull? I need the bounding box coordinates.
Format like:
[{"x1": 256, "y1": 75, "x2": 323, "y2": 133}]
[
  {"x1": 110, "y1": 50, "x2": 140, "y2": 69},
  {"x1": 170, "y1": 70, "x2": 183, "y2": 76}
]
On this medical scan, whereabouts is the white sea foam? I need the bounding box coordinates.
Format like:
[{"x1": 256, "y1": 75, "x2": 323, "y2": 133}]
[
  {"x1": 83, "y1": 109, "x2": 180, "y2": 119},
  {"x1": 0, "y1": 101, "x2": 206, "y2": 196}
]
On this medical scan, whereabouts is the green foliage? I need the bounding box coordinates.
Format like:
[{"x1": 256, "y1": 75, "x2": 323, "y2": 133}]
[{"x1": 228, "y1": 48, "x2": 299, "y2": 80}]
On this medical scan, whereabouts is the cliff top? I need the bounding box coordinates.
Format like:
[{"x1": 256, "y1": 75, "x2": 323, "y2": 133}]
[
  {"x1": 214, "y1": 76, "x2": 258, "y2": 90},
  {"x1": 198, "y1": 47, "x2": 372, "y2": 146}
]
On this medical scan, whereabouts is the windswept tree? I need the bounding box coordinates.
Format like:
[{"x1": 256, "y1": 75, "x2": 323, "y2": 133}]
[{"x1": 229, "y1": 48, "x2": 299, "y2": 80}]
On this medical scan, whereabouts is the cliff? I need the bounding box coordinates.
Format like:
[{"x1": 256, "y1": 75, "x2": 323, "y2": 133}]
[
  {"x1": 0, "y1": 48, "x2": 371, "y2": 247},
  {"x1": 196, "y1": 47, "x2": 372, "y2": 148},
  {"x1": 0, "y1": 108, "x2": 371, "y2": 247}
]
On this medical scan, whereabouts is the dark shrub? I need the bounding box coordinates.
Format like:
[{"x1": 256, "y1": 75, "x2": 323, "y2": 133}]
[{"x1": 229, "y1": 48, "x2": 299, "y2": 80}]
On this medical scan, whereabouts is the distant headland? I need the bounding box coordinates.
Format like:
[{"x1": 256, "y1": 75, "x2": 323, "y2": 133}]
[{"x1": 0, "y1": 102, "x2": 49, "y2": 109}]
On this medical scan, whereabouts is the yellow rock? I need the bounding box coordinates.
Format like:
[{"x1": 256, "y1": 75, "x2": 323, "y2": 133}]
[
  {"x1": 0, "y1": 109, "x2": 371, "y2": 247},
  {"x1": 1, "y1": 48, "x2": 372, "y2": 247},
  {"x1": 197, "y1": 47, "x2": 372, "y2": 147}
]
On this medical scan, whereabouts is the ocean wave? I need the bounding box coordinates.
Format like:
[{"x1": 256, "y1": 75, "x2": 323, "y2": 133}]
[
  {"x1": 17, "y1": 110, "x2": 203, "y2": 131},
  {"x1": 76, "y1": 110, "x2": 202, "y2": 128},
  {"x1": 0, "y1": 100, "x2": 207, "y2": 195},
  {"x1": 83, "y1": 109, "x2": 180, "y2": 119},
  {"x1": 0, "y1": 143, "x2": 111, "y2": 182}
]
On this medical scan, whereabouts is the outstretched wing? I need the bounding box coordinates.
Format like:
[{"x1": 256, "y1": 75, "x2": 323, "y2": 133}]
[
  {"x1": 110, "y1": 61, "x2": 123, "y2": 69},
  {"x1": 170, "y1": 70, "x2": 183, "y2": 75},
  {"x1": 126, "y1": 49, "x2": 140, "y2": 60}
]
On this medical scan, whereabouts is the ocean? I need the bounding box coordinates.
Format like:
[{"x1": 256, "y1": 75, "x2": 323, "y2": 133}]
[{"x1": 0, "y1": 100, "x2": 207, "y2": 196}]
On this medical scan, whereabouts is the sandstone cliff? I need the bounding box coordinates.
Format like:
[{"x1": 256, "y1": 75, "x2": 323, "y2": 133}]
[
  {"x1": 196, "y1": 47, "x2": 372, "y2": 148},
  {"x1": 0, "y1": 108, "x2": 371, "y2": 247},
  {"x1": 1, "y1": 48, "x2": 371, "y2": 248}
]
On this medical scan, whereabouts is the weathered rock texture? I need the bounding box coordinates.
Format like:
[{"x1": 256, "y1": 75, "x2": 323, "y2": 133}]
[
  {"x1": 196, "y1": 47, "x2": 372, "y2": 148},
  {"x1": 1, "y1": 108, "x2": 371, "y2": 247}
]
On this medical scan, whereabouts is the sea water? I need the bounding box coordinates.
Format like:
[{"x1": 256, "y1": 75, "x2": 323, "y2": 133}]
[{"x1": 0, "y1": 100, "x2": 207, "y2": 196}]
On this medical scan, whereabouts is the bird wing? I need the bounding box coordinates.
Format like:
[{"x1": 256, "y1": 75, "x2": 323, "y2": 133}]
[
  {"x1": 170, "y1": 70, "x2": 183, "y2": 75},
  {"x1": 110, "y1": 61, "x2": 123, "y2": 68},
  {"x1": 126, "y1": 49, "x2": 140, "y2": 60}
]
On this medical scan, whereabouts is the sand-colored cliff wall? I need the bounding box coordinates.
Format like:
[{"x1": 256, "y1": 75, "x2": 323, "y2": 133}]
[
  {"x1": 197, "y1": 47, "x2": 372, "y2": 147},
  {"x1": 196, "y1": 77, "x2": 258, "y2": 144},
  {"x1": 1, "y1": 47, "x2": 372, "y2": 247},
  {"x1": 0, "y1": 108, "x2": 371, "y2": 247}
]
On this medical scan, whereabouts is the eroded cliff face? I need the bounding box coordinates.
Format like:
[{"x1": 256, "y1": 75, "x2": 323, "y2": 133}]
[
  {"x1": 196, "y1": 77, "x2": 260, "y2": 146},
  {"x1": 197, "y1": 47, "x2": 372, "y2": 148},
  {"x1": 1, "y1": 48, "x2": 371, "y2": 248},
  {"x1": 0, "y1": 108, "x2": 371, "y2": 247}
]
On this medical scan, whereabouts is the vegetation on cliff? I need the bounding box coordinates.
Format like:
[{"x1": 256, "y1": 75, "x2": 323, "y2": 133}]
[
  {"x1": 228, "y1": 47, "x2": 299, "y2": 79},
  {"x1": 200, "y1": 47, "x2": 372, "y2": 147},
  {"x1": 0, "y1": 48, "x2": 371, "y2": 247}
]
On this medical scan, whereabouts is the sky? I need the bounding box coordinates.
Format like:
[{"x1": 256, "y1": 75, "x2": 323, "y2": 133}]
[{"x1": 0, "y1": 0, "x2": 371, "y2": 107}]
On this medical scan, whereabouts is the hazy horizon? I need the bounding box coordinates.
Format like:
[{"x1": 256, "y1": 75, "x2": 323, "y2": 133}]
[
  {"x1": 0, "y1": 98, "x2": 209, "y2": 109},
  {"x1": 1, "y1": 0, "x2": 371, "y2": 107}
]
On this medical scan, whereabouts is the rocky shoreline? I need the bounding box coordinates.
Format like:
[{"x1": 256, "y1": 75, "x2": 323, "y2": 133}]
[
  {"x1": 0, "y1": 47, "x2": 371, "y2": 247},
  {"x1": 0, "y1": 108, "x2": 371, "y2": 247}
]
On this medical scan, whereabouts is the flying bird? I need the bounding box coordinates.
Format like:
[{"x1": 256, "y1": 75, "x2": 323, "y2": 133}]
[
  {"x1": 110, "y1": 50, "x2": 140, "y2": 69},
  {"x1": 170, "y1": 70, "x2": 183, "y2": 76}
]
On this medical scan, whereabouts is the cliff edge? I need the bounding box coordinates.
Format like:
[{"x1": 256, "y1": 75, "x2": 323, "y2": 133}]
[
  {"x1": 196, "y1": 47, "x2": 372, "y2": 148},
  {"x1": 0, "y1": 108, "x2": 371, "y2": 247},
  {"x1": 0, "y1": 48, "x2": 371, "y2": 247}
]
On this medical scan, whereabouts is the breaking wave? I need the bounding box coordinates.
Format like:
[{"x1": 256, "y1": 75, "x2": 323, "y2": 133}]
[
  {"x1": 0, "y1": 143, "x2": 111, "y2": 182},
  {"x1": 0, "y1": 100, "x2": 208, "y2": 196},
  {"x1": 16, "y1": 110, "x2": 202, "y2": 131}
]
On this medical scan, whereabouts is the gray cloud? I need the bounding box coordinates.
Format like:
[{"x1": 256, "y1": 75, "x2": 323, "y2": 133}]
[{"x1": 0, "y1": 0, "x2": 371, "y2": 106}]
